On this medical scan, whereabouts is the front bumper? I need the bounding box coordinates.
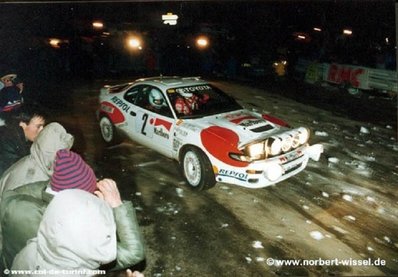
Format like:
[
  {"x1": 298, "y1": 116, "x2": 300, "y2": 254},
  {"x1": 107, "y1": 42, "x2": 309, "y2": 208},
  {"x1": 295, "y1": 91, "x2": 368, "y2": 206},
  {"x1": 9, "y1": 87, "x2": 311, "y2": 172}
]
[{"x1": 215, "y1": 144, "x2": 323, "y2": 189}]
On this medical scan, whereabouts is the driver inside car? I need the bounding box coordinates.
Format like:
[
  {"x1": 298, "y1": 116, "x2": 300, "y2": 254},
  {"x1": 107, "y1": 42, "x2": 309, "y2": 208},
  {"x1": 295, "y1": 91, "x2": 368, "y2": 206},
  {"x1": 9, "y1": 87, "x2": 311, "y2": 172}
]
[
  {"x1": 174, "y1": 90, "x2": 209, "y2": 115},
  {"x1": 148, "y1": 89, "x2": 167, "y2": 111}
]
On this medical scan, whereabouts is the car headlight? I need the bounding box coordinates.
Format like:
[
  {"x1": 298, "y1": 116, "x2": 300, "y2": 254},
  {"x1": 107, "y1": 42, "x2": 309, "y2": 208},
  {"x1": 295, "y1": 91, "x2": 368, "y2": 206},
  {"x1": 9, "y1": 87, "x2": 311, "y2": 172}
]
[
  {"x1": 297, "y1": 127, "x2": 310, "y2": 144},
  {"x1": 268, "y1": 137, "x2": 282, "y2": 156},
  {"x1": 280, "y1": 134, "x2": 293, "y2": 152},
  {"x1": 291, "y1": 132, "x2": 301, "y2": 148},
  {"x1": 245, "y1": 142, "x2": 265, "y2": 160}
]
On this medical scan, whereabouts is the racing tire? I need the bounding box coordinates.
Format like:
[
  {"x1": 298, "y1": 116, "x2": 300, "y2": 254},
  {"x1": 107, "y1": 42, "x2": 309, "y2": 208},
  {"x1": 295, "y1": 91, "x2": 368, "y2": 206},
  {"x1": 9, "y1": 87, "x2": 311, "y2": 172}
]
[
  {"x1": 180, "y1": 146, "x2": 216, "y2": 191},
  {"x1": 99, "y1": 115, "x2": 121, "y2": 145}
]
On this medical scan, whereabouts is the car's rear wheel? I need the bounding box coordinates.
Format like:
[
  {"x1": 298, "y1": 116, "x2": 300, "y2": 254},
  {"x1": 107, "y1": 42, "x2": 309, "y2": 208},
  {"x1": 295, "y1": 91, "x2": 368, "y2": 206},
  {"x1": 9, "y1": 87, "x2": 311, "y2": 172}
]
[
  {"x1": 180, "y1": 146, "x2": 215, "y2": 190},
  {"x1": 99, "y1": 115, "x2": 120, "y2": 145}
]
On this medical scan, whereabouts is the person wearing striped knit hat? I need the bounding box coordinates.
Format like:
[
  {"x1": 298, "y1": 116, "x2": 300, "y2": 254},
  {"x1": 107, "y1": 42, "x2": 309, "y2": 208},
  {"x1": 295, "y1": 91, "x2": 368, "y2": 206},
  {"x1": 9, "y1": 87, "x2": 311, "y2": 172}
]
[{"x1": 0, "y1": 149, "x2": 145, "y2": 275}]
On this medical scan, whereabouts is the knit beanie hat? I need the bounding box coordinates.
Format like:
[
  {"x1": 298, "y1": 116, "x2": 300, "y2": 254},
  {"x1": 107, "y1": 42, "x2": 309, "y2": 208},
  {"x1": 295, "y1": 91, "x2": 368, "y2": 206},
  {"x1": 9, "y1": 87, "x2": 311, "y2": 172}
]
[{"x1": 50, "y1": 149, "x2": 97, "y2": 193}]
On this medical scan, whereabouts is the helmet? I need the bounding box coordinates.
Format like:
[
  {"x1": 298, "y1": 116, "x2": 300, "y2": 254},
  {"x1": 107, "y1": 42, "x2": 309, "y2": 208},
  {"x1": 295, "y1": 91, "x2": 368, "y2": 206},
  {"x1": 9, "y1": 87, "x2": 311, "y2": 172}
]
[{"x1": 149, "y1": 89, "x2": 165, "y2": 109}]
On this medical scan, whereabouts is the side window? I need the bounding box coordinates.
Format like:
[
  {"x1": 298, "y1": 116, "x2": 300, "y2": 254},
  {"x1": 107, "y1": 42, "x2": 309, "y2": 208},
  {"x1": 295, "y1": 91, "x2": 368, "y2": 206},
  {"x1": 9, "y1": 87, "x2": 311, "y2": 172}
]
[
  {"x1": 134, "y1": 85, "x2": 151, "y2": 108},
  {"x1": 124, "y1": 85, "x2": 141, "y2": 104}
]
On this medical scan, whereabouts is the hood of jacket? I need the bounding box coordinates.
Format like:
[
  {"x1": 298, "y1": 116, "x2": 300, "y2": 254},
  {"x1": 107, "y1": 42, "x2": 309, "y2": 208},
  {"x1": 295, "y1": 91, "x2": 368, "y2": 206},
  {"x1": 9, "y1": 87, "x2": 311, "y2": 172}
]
[
  {"x1": 30, "y1": 122, "x2": 74, "y2": 177},
  {"x1": 0, "y1": 122, "x2": 74, "y2": 196},
  {"x1": 12, "y1": 189, "x2": 117, "y2": 273}
]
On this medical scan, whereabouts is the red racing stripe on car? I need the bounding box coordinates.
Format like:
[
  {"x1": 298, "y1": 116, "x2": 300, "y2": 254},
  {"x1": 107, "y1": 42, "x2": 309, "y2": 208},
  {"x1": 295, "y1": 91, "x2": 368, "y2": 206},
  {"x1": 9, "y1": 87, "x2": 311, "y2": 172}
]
[
  {"x1": 230, "y1": 115, "x2": 257, "y2": 124},
  {"x1": 100, "y1": 102, "x2": 125, "y2": 124},
  {"x1": 153, "y1": 118, "x2": 172, "y2": 131},
  {"x1": 200, "y1": 126, "x2": 248, "y2": 167},
  {"x1": 262, "y1": 114, "x2": 290, "y2": 127}
]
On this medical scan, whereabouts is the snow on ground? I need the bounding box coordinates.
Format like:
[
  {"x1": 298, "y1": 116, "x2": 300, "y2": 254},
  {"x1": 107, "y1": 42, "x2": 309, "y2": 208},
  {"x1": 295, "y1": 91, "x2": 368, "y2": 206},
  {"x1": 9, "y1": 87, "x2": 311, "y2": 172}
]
[{"x1": 213, "y1": 81, "x2": 398, "y2": 274}]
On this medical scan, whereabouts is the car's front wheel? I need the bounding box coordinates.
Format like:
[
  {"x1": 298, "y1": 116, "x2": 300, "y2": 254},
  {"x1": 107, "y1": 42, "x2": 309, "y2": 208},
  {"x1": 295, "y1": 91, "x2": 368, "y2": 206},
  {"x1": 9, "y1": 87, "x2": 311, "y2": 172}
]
[
  {"x1": 99, "y1": 116, "x2": 120, "y2": 145},
  {"x1": 180, "y1": 146, "x2": 216, "y2": 190}
]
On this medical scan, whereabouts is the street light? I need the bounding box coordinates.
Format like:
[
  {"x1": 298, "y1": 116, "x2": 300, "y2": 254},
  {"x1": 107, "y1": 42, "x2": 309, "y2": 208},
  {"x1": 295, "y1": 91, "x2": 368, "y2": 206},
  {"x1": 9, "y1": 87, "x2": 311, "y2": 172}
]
[
  {"x1": 126, "y1": 36, "x2": 143, "y2": 50},
  {"x1": 92, "y1": 21, "x2": 104, "y2": 29},
  {"x1": 196, "y1": 36, "x2": 209, "y2": 49},
  {"x1": 49, "y1": 38, "x2": 61, "y2": 48}
]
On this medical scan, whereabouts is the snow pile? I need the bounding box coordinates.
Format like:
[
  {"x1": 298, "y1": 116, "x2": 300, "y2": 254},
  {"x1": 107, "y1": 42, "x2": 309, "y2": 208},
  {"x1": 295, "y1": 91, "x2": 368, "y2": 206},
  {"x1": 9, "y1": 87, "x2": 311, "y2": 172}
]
[
  {"x1": 310, "y1": 231, "x2": 325, "y2": 240},
  {"x1": 252, "y1": 241, "x2": 264, "y2": 249}
]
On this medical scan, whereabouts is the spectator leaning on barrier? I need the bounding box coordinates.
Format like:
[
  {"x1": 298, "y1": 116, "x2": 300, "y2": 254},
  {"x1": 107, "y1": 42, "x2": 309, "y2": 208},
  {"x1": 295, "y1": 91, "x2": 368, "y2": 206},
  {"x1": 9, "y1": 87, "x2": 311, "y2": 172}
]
[
  {"x1": 1, "y1": 150, "x2": 145, "y2": 273},
  {"x1": 0, "y1": 106, "x2": 46, "y2": 176}
]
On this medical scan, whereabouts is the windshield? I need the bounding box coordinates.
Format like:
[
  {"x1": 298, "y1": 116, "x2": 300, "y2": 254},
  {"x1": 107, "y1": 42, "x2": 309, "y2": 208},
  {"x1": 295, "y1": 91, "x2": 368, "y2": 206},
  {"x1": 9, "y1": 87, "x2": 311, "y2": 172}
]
[{"x1": 166, "y1": 84, "x2": 242, "y2": 119}]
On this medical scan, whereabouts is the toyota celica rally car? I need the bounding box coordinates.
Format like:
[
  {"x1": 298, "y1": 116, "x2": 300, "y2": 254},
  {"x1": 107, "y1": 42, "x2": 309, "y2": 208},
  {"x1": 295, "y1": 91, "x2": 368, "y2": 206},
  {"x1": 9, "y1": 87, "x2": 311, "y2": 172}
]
[{"x1": 97, "y1": 76, "x2": 323, "y2": 190}]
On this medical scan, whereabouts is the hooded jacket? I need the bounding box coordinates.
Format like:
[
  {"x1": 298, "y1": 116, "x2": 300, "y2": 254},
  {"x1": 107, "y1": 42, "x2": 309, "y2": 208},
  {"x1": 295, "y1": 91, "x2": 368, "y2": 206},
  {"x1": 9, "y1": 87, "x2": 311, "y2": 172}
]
[
  {"x1": 11, "y1": 189, "x2": 117, "y2": 276},
  {"x1": 0, "y1": 122, "x2": 73, "y2": 257},
  {"x1": 0, "y1": 122, "x2": 74, "y2": 197},
  {"x1": 2, "y1": 182, "x2": 146, "y2": 273}
]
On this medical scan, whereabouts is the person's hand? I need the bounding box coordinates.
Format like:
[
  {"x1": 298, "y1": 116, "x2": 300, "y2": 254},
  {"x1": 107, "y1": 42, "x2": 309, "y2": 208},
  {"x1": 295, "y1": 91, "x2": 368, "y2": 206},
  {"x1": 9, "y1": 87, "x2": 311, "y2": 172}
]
[
  {"x1": 94, "y1": 178, "x2": 123, "y2": 208},
  {"x1": 125, "y1": 269, "x2": 144, "y2": 277}
]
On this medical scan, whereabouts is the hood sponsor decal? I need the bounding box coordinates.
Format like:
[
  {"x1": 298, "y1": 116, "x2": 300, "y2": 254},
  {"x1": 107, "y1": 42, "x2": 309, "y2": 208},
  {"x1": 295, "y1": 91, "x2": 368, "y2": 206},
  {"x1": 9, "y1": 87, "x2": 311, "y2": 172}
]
[
  {"x1": 262, "y1": 114, "x2": 290, "y2": 127},
  {"x1": 230, "y1": 115, "x2": 265, "y2": 128},
  {"x1": 200, "y1": 126, "x2": 248, "y2": 167},
  {"x1": 230, "y1": 115, "x2": 257, "y2": 124}
]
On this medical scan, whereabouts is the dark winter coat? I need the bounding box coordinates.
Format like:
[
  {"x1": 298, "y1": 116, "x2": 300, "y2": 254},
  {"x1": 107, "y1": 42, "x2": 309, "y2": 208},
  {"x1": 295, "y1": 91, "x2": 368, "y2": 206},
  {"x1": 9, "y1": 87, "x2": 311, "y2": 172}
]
[{"x1": 0, "y1": 124, "x2": 31, "y2": 177}]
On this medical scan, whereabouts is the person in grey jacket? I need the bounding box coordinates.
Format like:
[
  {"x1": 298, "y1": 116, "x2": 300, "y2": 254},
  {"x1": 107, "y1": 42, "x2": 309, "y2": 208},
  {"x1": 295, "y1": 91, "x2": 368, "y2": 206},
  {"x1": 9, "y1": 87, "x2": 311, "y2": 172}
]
[
  {"x1": 11, "y1": 182, "x2": 145, "y2": 276},
  {"x1": 0, "y1": 122, "x2": 74, "y2": 261},
  {"x1": 1, "y1": 150, "x2": 145, "y2": 273}
]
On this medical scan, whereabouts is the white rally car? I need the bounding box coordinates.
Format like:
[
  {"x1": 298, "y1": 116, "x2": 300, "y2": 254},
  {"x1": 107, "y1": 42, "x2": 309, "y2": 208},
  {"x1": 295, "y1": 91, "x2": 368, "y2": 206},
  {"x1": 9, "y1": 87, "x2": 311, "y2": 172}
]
[{"x1": 97, "y1": 76, "x2": 323, "y2": 190}]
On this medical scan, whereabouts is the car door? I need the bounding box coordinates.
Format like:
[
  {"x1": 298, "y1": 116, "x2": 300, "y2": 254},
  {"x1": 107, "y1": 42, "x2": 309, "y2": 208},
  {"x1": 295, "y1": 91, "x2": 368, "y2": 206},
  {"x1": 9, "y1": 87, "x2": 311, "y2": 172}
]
[{"x1": 128, "y1": 85, "x2": 175, "y2": 158}]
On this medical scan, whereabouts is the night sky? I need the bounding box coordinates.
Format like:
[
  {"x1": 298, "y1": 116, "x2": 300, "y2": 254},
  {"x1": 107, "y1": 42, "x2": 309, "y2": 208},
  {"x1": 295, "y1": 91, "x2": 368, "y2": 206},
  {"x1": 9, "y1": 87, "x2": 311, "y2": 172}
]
[{"x1": 0, "y1": 1, "x2": 395, "y2": 82}]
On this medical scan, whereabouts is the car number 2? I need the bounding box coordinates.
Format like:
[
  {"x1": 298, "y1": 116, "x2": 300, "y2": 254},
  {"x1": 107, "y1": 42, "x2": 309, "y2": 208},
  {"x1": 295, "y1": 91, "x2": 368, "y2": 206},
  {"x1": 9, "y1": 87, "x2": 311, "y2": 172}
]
[{"x1": 141, "y1": 113, "x2": 148, "y2": 135}]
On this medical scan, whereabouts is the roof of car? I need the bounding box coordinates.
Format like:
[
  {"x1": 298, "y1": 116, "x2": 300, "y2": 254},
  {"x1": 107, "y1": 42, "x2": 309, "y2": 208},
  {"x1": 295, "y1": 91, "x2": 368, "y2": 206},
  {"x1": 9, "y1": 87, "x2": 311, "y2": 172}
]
[{"x1": 134, "y1": 76, "x2": 208, "y2": 89}]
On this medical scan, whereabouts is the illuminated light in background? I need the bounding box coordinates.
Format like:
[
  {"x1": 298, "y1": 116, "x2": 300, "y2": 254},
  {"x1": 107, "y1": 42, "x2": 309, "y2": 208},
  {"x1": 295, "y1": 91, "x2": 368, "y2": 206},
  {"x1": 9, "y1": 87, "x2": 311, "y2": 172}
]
[
  {"x1": 126, "y1": 36, "x2": 143, "y2": 50},
  {"x1": 343, "y1": 29, "x2": 353, "y2": 35},
  {"x1": 313, "y1": 27, "x2": 322, "y2": 32},
  {"x1": 92, "y1": 21, "x2": 104, "y2": 29},
  {"x1": 297, "y1": 35, "x2": 306, "y2": 40},
  {"x1": 196, "y1": 36, "x2": 209, "y2": 48},
  {"x1": 49, "y1": 38, "x2": 61, "y2": 48},
  {"x1": 162, "y1": 13, "x2": 178, "y2": 25}
]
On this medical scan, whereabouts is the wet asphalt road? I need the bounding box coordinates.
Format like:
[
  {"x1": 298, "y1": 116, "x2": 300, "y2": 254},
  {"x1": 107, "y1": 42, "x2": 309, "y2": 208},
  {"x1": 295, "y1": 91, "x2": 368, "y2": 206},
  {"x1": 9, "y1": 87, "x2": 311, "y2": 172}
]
[{"x1": 43, "y1": 77, "x2": 397, "y2": 276}]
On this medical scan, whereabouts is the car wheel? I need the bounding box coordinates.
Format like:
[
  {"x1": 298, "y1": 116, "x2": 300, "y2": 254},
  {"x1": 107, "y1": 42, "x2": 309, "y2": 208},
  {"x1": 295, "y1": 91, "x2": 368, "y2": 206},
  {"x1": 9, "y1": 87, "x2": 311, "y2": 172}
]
[
  {"x1": 99, "y1": 116, "x2": 120, "y2": 145},
  {"x1": 180, "y1": 146, "x2": 215, "y2": 190}
]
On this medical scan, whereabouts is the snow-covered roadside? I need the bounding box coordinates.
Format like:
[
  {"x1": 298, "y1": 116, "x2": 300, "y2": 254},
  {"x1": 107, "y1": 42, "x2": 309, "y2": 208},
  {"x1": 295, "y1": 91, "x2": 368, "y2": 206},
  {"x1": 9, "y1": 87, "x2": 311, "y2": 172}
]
[{"x1": 212, "y1": 81, "x2": 398, "y2": 274}]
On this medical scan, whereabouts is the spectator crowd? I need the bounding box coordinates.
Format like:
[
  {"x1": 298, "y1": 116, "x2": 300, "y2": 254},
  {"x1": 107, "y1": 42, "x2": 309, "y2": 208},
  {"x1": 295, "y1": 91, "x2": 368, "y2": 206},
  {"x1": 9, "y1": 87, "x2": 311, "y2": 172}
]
[{"x1": 0, "y1": 74, "x2": 146, "y2": 276}]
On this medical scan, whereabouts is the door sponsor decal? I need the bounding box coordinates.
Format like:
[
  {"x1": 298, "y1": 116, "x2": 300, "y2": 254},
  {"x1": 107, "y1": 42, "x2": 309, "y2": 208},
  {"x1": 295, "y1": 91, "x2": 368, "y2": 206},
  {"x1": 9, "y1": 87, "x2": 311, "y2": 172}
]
[
  {"x1": 150, "y1": 118, "x2": 172, "y2": 139},
  {"x1": 111, "y1": 96, "x2": 130, "y2": 113},
  {"x1": 218, "y1": 169, "x2": 248, "y2": 181}
]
